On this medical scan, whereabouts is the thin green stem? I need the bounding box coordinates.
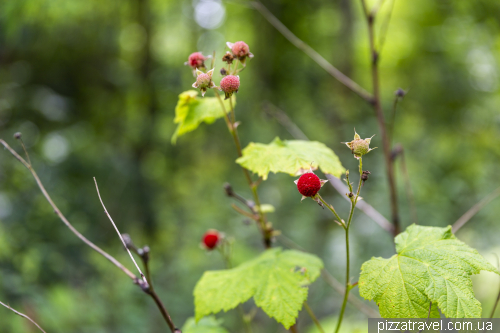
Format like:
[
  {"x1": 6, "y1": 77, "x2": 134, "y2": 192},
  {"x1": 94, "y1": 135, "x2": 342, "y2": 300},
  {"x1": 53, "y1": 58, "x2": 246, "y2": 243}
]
[
  {"x1": 213, "y1": 89, "x2": 271, "y2": 248},
  {"x1": 317, "y1": 195, "x2": 344, "y2": 227},
  {"x1": 304, "y1": 302, "x2": 325, "y2": 333},
  {"x1": 229, "y1": 95, "x2": 236, "y2": 124},
  {"x1": 334, "y1": 158, "x2": 363, "y2": 333}
]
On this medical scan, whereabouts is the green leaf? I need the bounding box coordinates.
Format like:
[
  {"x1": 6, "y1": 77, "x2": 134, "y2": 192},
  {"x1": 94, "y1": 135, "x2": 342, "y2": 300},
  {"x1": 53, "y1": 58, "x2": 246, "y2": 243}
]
[
  {"x1": 171, "y1": 90, "x2": 233, "y2": 144},
  {"x1": 236, "y1": 137, "x2": 345, "y2": 180},
  {"x1": 194, "y1": 248, "x2": 323, "y2": 329},
  {"x1": 182, "y1": 316, "x2": 229, "y2": 333},
  {"x1": 359, "y1": 224, "x2": 499, "y2": 318}
]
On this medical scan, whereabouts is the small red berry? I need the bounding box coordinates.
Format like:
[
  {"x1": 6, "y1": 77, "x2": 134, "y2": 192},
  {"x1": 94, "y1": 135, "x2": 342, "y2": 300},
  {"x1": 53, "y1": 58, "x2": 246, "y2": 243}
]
[
  {"x1": 296, "y1": 173, "x2": 321, "y2": 197},
  {"x1": 186, "y1": 52, "x2": 207, "y2": 69},
  {"x1": 220, "y1": 75, "x2": 240, "y2": 100},
  {"x1": 202, "y1": 230, "x2": 220, "y2": 250}
]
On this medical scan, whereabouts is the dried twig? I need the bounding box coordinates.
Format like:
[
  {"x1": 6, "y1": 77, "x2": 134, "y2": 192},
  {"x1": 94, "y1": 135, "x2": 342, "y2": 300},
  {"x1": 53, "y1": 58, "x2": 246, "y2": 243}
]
[
  {"x1": 0, "y1": 301, "x2": 47, "y2": 333},
  {"x1": 93, "y1": 177, "x2": 147, "y2": 283},
  {"x1": 0, "y1": 139, "x2": 136, "y2": 280}
]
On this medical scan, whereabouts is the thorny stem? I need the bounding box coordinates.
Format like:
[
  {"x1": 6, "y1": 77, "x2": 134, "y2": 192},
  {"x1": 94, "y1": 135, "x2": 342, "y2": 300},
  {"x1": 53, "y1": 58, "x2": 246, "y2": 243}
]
[
  {"x1": 213, "y1": 89, "x2": 272, "y2": 248},
  {"x1": 304, "y1": 302, "x2": 325, "y2": 333},
  {"x1": 0, "y1": 139, "x2": 181, "y2": 333},
  {"x1": 361, "y1": 0, "x2": 400, "y2": 236},
  {"x1": 0, "y1": 301, "x2": 47, "y2": 333},
  {"x1": 334, "y1": 158, "x2": 363, "y2": 333}
]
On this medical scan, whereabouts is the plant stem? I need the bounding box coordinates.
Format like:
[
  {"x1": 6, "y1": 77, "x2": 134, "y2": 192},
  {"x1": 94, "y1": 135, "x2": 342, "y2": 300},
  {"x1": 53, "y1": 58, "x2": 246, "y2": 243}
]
[
  {"x1": 304, "y1": 302, "x2": 325, "y2": 333},
  {"x1": 317, "y1": 195, "x2": 344, "y2": 228},
  {"x1": 213, "y1": 90, "x2": 272, "y2": 248},
  {"x1": 0, "y1": 301, "x2": 47, "y2": 333},
  {"x1": 361, "y1": 0, "x2": 400, "y2": 236},
  {"x1": 334, "y1": 158, "x2": 363, "y2": 333}
]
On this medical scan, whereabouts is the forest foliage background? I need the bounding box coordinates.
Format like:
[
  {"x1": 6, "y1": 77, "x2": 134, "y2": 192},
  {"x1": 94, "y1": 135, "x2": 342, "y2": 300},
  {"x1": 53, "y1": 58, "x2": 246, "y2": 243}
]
[{"x1": 1, "y1": 0, "x2": 500, "y2": 332}]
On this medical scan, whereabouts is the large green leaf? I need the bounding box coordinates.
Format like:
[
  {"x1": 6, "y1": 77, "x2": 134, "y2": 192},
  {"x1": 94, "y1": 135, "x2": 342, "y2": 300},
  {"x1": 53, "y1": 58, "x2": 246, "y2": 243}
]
[
  {"x1": 182, "y1": 316, "x2": 229, "y2": 333},
  {"x1": 171, "y1": 90, "x2": 233, "y2": 143},
  {"x1": 235, "y1": 137, "x2": 345, "y2": 180},
  {"x1": 194, "y1": 248, "x2": 323, "y2": 329},
  {"x1": 359, "y1": 224, "x2": 499, "y2": 318}
]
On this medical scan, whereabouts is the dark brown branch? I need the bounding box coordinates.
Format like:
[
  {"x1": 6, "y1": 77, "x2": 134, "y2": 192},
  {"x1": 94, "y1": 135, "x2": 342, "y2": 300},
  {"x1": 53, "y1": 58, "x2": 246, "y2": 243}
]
[
  {"x1": 361, "y1": 0, "x2": 400, "y2": 236},
  {"x1": 452, "y1": 186, "x2": 500, "y2": 233},
  {"x1": 250, "y1": 1, "x2": 374, "y2": 103},
  {"x1": 0, "y1": 301, "x2": 47, "y2": 333}
]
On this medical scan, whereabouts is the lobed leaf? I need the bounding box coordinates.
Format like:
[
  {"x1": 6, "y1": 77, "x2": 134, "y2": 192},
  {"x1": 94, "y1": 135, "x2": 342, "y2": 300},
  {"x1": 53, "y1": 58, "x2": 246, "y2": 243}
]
[
  {"x1": 171, "y1": 90, "x2": 233, "y2": 143},
  {"x1": 236, "y1": 137, "x2": 345, "y2": 180},
  {"x1": 194, "y1": 248, "x2": 323, "y2": 329},
  {"x1": 359, "y1": 224, "x2": 499, "y2": 318}
]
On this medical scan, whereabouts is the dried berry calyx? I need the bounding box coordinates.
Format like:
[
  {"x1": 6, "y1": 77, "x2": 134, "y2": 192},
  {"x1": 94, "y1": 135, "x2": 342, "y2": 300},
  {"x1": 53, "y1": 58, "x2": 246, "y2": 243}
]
[
  {"x1": 222, "y1": 51, "x2": 234, "y2": 64},
  {"x1": 294, "y1": 171, "x2": 328, "y2": 201},
  {"x1": 202, "y1": 229, "x2": 220, "y2": 250},
  {"x1": 219, "y1": 75, "x2": 240, "y2": 100},
  {"x1": 192, "y1": 69, "x2": 216, "y2": 97},
  {"x1": 342, "y1": 130, "x2": 377, "y2": 159}
]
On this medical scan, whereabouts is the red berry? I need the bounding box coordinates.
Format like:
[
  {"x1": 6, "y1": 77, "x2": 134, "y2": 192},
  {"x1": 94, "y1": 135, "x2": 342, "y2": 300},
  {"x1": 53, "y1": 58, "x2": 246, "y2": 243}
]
[
  {"x1": 296, "y1": 173, "x2": 321, "y2": 197},
  {"x1": 202, "y1": 230, "x2": 220, "y2": 250},
  {"x1": 187, "y1": 52, "x2": 206, "y2": 69},
  {"x1": 220, "y1": 75, "x2": 240, "y2": 94},
  {"x1": 231, "y1": 41, "x2": 250, "y2": 58}
]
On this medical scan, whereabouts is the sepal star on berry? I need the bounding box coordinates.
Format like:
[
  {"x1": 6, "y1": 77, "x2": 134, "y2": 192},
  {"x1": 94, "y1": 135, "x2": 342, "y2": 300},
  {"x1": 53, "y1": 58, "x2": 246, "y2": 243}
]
[
  {"x1": 192, "y1": 69, "x2": 216, "y2": 97},
  {"x1": 342, "y1": 130, "x2": 377, "y2": 159}
]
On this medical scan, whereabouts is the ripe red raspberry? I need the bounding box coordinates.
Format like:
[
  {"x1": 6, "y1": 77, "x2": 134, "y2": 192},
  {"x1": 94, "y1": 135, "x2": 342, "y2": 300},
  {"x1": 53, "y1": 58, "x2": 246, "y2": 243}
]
[
  {"x1": 220, "y1": 75, "x2": 239, "y2": 99},
  {"x1": 296, "y1": 173, "x2": 321, "y2": 197},
  {"x1": 186, "y1": 52, "x2": 207, "y2": 69},
  {"x1": 202, "y1": 230, "x2": 220, "y2": 250}
]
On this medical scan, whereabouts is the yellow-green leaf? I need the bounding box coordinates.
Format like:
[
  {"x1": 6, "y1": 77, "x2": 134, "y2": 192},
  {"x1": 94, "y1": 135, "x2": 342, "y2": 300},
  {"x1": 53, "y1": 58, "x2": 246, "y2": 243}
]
[
  {"x1": 182, "y1": 316, "x2": 229, "y2": 333},
  {"x1": 236, "y1": 137, "x2": 345, "y2": 180},
  {"x1": 171, "y1": 90, "x2": 233, "y2": 144}
]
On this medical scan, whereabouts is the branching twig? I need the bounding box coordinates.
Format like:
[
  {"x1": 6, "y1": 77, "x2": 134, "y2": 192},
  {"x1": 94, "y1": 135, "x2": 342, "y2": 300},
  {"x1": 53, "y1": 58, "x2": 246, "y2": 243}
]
[
  {"x1": 452, "y1": 186, "x2": 500, "y2": 233},
  {"x1": 0, "y1": 139, "x2": 137, "y2": 280},
  {"x1": 250, "y1": 1, "x2": 373, "y2": 103},
  {"x1": 1, "y1": 138, "x2": 181, "y2": 333},
  {"x1": 93, "y1": 177, "x2": 147, "y2": 283},
  {"x1": 0, "y1": 301, "x2": 47, "y2": 333}
]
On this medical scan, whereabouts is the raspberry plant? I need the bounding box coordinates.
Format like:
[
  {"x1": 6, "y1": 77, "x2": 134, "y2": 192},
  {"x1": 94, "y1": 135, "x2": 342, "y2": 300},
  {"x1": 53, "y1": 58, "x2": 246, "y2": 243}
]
[{"x1": 1, "y1": 1, "x2": 499, "y2": 332}]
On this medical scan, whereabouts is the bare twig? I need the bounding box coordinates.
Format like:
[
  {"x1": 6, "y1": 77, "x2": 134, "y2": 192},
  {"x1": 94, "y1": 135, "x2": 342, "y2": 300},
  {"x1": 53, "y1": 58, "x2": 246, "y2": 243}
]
[
  {"x1": 452, "y1": 186, "x2": 500, "y2": 233},
  {"x1": 250, "y1": 1, "x2": 374, "y2": 103},
  {"x1": 0, "y1": 139, "x2": 137, "y2": 280},
  {"x1": 0, "y1": 301, "x2": 47, "y2": 333},
  {"x1": 303, "y1": 302, "x2": 325, "y2": 333},
  {"x1": 1, "y1": 138, "x2": 181, "y2": 332},
  {"x1": 262, "y1": 102, "x2": 394, "y2": 234},
  {"x1": 93, "y1": 177, "x2": 147, "y2": 283}
]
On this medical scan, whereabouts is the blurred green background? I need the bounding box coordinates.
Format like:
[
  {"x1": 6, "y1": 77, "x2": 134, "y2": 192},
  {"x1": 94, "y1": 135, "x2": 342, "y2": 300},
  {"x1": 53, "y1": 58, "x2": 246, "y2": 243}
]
[{"x1": 1, "y1": 0, "x2": 500, "y2": 332}]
